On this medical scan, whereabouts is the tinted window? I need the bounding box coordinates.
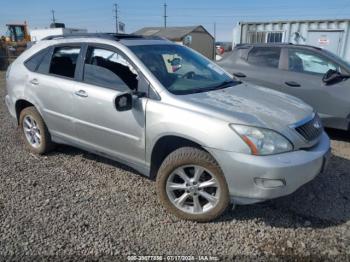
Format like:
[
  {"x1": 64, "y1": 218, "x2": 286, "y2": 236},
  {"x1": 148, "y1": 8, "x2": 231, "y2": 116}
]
[
  {"x1": 24, "y1": 49, "x2": 48, "y2": 72},
  {"x1": 247, "y1": 47, "x2": 281, "y2": 68},
  {"x1": 49, "y1": 46, "x2": 81, "y2": 78},
  {"x1": 36, "y1": 49, "x2": 53, "y2": 74},
  {"x1": 288, "y1": 49, "x2": 338, "y2": 75},
  {"x1": 83, "y1": 47, "x2": 138, "y2": 91}
]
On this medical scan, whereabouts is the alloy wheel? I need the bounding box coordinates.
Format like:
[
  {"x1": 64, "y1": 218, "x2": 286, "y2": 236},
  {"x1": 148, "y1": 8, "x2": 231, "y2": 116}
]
[
  {"x1": 166, "y1": 165, "x2": 221, "y2": 214},
  {"x1": 23, "y1": 115, "x2": 41, "y2": 148}
]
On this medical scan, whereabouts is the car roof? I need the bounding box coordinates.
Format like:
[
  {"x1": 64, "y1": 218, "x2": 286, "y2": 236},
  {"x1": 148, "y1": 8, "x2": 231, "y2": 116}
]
[
  {"x1": 41, "y1": 33, "x2": 172, "y2": 46},
  {"x1": 235, "y1": 43, "x2": 322, "y2": 51}
]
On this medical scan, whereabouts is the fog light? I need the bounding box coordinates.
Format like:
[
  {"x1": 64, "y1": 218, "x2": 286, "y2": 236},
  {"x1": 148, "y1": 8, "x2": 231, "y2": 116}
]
[{"x1": 254, "y1": 178, "x2": 286, "y2": 189}]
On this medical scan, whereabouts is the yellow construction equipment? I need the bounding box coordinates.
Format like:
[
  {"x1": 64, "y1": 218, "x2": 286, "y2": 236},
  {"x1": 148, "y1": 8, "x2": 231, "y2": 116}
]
[{"x1": 0, "y1": 22, "x2": 31, "y2": 70}]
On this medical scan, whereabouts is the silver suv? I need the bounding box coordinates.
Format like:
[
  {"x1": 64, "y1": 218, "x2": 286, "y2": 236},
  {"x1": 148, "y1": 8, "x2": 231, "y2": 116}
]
[{"x1": 5, "y1": 34, "x2": 330, "y2": 222}]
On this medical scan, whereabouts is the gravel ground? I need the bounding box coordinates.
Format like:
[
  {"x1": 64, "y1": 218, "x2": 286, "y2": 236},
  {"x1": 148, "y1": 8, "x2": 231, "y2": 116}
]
[{"x1": 0, "y1": 71, "x2": 349, "y2": 261}]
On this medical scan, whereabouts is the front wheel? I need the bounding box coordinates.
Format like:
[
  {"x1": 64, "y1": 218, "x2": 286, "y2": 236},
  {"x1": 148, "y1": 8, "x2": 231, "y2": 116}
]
[{"x1": 156, "y1": 147, "x2": 230, "y2": 222}]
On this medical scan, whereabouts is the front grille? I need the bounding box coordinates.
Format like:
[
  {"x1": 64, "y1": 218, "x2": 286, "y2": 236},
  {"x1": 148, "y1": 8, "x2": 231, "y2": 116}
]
[{"x1": 295, "y1": 114, "x2": 323, "y2": 141}]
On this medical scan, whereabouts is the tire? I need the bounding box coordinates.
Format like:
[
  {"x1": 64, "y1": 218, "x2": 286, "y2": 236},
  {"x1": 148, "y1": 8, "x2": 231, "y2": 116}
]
[
  {"x1": 19, "y1": 106, "x2": 55, "y2": 154},
  {"x1": 156, "y1": 147, "x2": 230, "y2": 222}
]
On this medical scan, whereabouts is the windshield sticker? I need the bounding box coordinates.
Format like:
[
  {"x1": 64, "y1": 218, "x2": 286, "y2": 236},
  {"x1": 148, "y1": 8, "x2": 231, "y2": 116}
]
[{"x1": 208, "y1": 63, "x2": 225, "y2": 75}]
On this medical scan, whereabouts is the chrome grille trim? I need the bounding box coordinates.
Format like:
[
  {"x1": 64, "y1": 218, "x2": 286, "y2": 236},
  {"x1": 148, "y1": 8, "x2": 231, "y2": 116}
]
[{"x1": 294, "y1": 114, "x2": 323, "y2": 142}]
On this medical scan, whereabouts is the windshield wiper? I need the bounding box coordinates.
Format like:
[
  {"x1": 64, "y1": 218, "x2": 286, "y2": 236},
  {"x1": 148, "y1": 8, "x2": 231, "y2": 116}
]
[
  {"x1": 172, "y1": 80, "x2": 241, "y2": 95},
  {"x1": 217, "y1": 79, "x2": 240, "y2": 88},
  {"x1": 201, "y1": 79, "x2": 240, "y2": 92}
]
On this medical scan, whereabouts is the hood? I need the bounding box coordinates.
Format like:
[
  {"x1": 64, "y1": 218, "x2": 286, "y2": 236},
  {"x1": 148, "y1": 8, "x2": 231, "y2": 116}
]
[{"x1": 180, "y1": 82, "x2": 313, "y2": 131}]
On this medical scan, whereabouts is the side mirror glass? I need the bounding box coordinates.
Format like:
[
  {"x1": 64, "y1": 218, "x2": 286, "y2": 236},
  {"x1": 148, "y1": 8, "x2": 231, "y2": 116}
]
[{"x1": 115, "y1": 93, "x2": 132, "y2": 111}]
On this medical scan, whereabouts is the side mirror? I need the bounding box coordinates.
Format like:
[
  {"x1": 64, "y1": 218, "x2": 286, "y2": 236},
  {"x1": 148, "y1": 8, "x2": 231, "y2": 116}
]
[
  {"x1": 321, "y1": 69, "x2": 350, "y2": 85},
  {"x1": 115, "y1": 93, "x2": 132, "y2": 111},
  {"x1": 322, "y1": 69, "x2": 339, "y2": 84}
]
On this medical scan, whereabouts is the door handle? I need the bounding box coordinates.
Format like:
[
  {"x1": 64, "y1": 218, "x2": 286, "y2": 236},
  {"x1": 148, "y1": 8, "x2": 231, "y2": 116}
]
[
  {"x1": 233, "y1": 72, "x2": 246, "y2": 78},
  {"x1": 74, "y1": 90, "x2": 88, "y2": 97},
  {"x1": 30, "y1": 79, "x2": 39, "y2": 85},
  {"x1": 285, "y1": 81, "x2": 301, "y2": 87}
]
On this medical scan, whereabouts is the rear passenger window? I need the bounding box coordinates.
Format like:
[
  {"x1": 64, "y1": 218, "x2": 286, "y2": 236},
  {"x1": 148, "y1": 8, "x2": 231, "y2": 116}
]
[
  {"x1": 83, "y1": 47, "x2": 138, "y2": 91},
  {"x1": 24, "y1": 49, "x2": 48, "y2": 72},
  {"x1": 49, "y1": 46, "x2": 81, "y2": 78},
  {"x1": 247, "y1": 47, "x2": 281, "y2": 68}
]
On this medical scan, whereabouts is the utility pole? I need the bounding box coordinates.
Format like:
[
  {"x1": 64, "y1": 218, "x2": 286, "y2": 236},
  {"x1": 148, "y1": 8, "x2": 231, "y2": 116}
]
[
  {"x1": 51, "y1": 9, "x2": 56, "y2": 24},
  {"x1": 163, "y1": 3, "x2": 167, "y2": 28},
  {"x1": 213, "y1": 22, "x2": 216, "y2": 60},
  {"x1": 114, "y1": 3, "x2": 119, "y2": 33},
  {"x1": 214, "y1": 22, "x2": 216, "y2": 40}
]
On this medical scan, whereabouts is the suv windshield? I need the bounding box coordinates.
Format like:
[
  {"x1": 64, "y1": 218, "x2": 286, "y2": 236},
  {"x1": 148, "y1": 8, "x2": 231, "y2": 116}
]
[{"x1": 129, "y1": 44, "x2": 237, "y2": 95}]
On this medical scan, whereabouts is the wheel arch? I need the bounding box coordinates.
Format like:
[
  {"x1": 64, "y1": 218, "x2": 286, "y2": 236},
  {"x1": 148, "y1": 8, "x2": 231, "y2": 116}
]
[
  {"x1": 15, "y1": 99, "x2": 36, "y2": 124},
  {"x1": 149, "y1": 135, "x2": 211, "y2": 179}
]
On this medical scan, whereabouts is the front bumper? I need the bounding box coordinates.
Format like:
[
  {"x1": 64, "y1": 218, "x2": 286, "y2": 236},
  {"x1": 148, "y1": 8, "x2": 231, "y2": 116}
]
[{"x1": 206, "y1": 132, "x2": 331, "y2": 205}]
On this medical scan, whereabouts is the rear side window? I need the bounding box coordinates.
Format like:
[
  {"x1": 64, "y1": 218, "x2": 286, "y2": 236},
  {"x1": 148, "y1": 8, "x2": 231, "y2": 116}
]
[
  {"x1": 24, "y1": 49, "x2": 48, "y2": 72},
  {"x1": 247, "y1": 47, "x2": 281, "y2": 68},
  {"x1": 231, "y1": 47, "x2": 249, "y2": 61},
  {"x1": 49, "y1": 46, "x2": 81, "y2": 78}
]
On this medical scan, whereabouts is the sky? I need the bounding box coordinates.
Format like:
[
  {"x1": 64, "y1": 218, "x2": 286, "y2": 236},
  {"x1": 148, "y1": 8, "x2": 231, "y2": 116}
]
[{"x1": 1, "y1": 0, "x2": 350, "y2": 41}]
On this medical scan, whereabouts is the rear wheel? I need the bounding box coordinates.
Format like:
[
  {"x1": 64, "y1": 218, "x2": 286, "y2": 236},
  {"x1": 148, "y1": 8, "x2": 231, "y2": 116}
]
[
  {"x1": 156, "y1": 147, "x2": 229, "y2": 222},
  {"x1": 19, "y1": 106, "x2": 55, "y2": 154}
]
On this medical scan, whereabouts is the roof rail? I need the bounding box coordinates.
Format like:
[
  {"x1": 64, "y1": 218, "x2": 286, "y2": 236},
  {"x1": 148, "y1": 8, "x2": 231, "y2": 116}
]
[
  {"x1": 235, "y1": 42, "x2": 323, "y2": 50},
  {"x1": 42, "y1": 33, "x2": 157, "y2": 41}
]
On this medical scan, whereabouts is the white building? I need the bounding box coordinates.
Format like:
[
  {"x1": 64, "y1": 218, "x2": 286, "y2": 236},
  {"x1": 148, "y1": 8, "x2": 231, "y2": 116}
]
[
  {"x1": 30, "y1": 27, "x2": 87, "y2": 42},
  {"x1": 233, "y1": 19, "x2": 350, "y2": 61}
]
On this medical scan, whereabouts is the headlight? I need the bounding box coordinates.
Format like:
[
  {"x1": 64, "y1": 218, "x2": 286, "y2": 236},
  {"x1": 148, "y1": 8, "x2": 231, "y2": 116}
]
[{"x1": 230, "y1": 124, "x2": 293, "y2": 155}]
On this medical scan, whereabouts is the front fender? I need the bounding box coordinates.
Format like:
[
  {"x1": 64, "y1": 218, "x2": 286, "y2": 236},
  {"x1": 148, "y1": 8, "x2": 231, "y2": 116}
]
[{"x1": 145, "y1": 100, "x2": 250, "y2": 164}]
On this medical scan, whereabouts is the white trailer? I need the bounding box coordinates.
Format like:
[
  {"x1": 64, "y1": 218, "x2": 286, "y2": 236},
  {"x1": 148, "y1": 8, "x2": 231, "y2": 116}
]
[
  {"x1": 30, "y1": 28, "x2": 87, "y2": 42},
  {"x1": 233, "y1": 19, "x2": 350, "y2": 61}
]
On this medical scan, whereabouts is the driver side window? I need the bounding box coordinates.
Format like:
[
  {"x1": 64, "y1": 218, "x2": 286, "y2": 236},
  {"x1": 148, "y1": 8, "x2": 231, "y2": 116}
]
[
  {"x1": 83, "y1": 46, "x2": 138, "y2": 91},
  {"x1": 288, "y1": 49, "x2": 338, "y2": 75}
]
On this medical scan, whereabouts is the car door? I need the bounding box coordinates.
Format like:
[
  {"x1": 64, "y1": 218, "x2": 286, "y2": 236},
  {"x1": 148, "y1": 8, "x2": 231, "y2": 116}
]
[
  {"x1": 228, "y1": 46, "x2": 287, "y2": 89},
  {"x1": 71, "y1": 44, "x2": 148, "y2": 167},
  {"x1": 279, "y1": 47, "x2": 350, "y2": 129},
  {"x1": 25, "y1": 44, "x2": 82, "y2": 140}
]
